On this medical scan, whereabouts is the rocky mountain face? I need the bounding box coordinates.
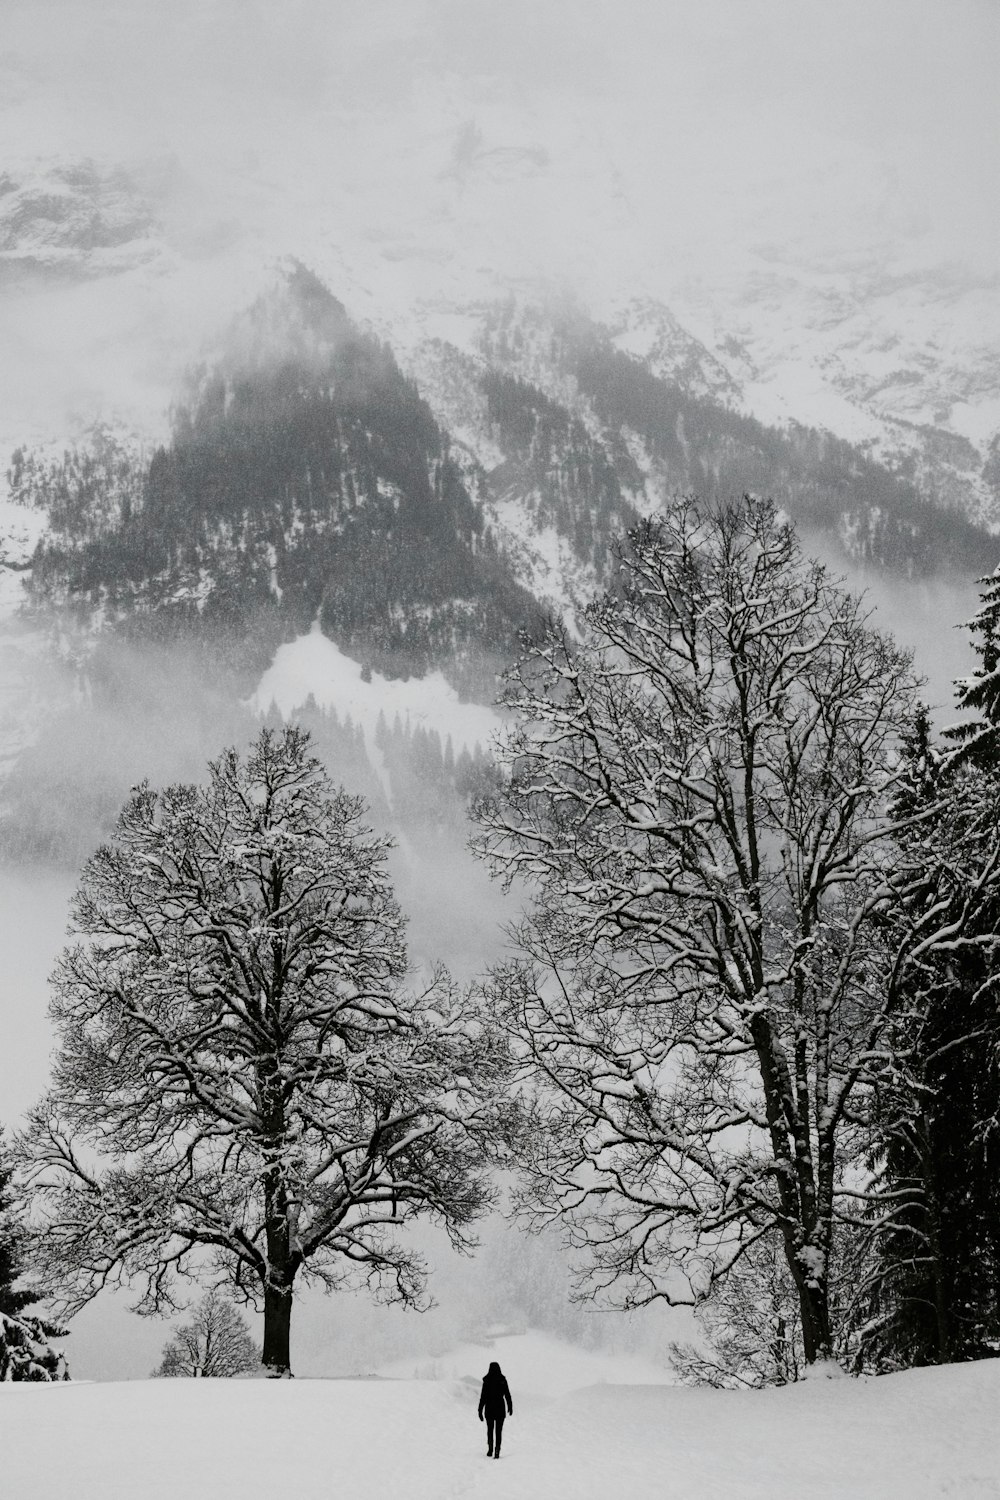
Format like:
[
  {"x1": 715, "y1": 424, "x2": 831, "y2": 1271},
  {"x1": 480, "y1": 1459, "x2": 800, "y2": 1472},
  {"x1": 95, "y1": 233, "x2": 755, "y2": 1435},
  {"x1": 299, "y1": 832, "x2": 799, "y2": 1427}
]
[
  {"x1": 0, "y1": 161, "x2": 158, "y2": 283},
  {"x1": 608, "y1": 276, "x2": 1000, "y2": 535},
  {"x1": 413, "y1": 296, "x2": 998, "y2": 614}
]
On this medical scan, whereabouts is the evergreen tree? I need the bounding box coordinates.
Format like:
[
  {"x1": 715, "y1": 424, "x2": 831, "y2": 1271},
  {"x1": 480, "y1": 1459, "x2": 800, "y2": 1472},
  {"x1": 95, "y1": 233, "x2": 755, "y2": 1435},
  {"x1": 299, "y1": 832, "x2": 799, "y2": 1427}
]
[
  {"x1": 0, "y1": 1131, "x2": 69, "y2": 1381},
  {"x1": 852, "y1": 658, "x2": 1000, "y2": 1369},
  {"x1": 0, "y1": 1131, "x2": 33, "y2": 1319},
  {"x1": 947, "y1": 565, "x2": 1000, "y2": 766}
]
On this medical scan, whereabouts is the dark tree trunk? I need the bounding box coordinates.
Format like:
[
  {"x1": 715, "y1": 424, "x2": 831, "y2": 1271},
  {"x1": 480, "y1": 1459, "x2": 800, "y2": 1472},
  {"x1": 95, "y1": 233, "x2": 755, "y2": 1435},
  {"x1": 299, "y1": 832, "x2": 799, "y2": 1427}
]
[
  {"x1": 260, "y1": 1145, "x2": 297, "y2": 1374},
  {"x1": 795, "y1": 1273, "x2": 832, "y2": 1365},
  {"x1": 262, "y1": 1279, "x2": 293, "y2": 1374},
  {"x1": 259, "y1": 1052, "x2": 298, "y2": 1375}
]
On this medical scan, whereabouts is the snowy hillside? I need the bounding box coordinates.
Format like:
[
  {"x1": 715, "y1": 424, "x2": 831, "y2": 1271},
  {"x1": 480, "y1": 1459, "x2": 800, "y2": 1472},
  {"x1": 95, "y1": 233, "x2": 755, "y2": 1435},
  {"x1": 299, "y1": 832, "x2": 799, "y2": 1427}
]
[
  {"x1": 655, "y1": 262, "x2": 1000, "y2": 530},
  {"x1": 251, "y1": 627, "x2": 500, "y2": 758},
  {"x1": 4, "y1": 1358, "x2": 1000, "y2": 1499},
  {"x1": 0, "y1": 259, "x2": 990, "y2": 881}
]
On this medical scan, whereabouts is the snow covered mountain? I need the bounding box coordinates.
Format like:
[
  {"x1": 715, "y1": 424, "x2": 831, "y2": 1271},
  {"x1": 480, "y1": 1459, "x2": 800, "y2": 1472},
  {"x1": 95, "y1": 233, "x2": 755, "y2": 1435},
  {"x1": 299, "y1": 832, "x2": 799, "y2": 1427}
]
[
  {"x1": 1, "y1": 141, "x2": 998, "y2": 868},
  {"x1": 11, "y1": 258, "x2": 993, "y2": 678},
  {"x1": 0, "y1": 250, "x2": 995, "y2": 857},
  {"x1": 0, "y1": 160, "x2": 159, "y2": 282},
  {"x1": 647, "y1": 259, "x2": 1000, "y2": 532},
  {"x1": 3, "y1": 120, "x2": 1000, "y2": 522}
]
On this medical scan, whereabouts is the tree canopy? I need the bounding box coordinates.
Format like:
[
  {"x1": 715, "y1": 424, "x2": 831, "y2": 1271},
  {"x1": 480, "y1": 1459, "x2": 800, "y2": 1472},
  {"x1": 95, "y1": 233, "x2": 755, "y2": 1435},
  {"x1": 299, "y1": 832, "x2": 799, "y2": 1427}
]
[
  {"x1": 152, "y1": 1291, "x2": 260, "y2": 1378},
  {"x1": 19, "y1": 726, "x2": 509, "y2": 1372},
  {"x1": 476, "y1": 497, "x2": 928, "y2": 1365}
]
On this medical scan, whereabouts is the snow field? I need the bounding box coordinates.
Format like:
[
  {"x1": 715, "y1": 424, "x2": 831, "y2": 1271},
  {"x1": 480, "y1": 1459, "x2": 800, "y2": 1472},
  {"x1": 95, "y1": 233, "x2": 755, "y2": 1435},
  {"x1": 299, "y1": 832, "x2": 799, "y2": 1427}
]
[
  {"x1": 3, "y1": 1359, "x2": 1000, "y2": 1500},
  {"x1": 250, "y1": 626, "x2": 500, "y2": 776}
]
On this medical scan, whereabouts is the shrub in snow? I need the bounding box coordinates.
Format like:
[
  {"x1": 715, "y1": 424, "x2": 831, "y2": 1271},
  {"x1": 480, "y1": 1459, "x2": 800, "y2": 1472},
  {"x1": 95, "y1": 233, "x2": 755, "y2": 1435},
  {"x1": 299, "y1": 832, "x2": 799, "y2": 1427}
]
[
  {"x1": 667, "y1": 1235, "x2": 803, "y2": 1389},
  {"x1": 0, "y1": 1308, "x2": 69, "y2": 1382}
]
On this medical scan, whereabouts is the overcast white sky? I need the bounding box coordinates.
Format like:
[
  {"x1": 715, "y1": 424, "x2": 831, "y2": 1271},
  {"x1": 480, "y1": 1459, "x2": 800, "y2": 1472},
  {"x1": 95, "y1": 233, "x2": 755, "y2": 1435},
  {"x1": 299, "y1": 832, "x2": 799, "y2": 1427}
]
[{"x1": 4, "y1": 0, "x2": 1000, "y2": 289}]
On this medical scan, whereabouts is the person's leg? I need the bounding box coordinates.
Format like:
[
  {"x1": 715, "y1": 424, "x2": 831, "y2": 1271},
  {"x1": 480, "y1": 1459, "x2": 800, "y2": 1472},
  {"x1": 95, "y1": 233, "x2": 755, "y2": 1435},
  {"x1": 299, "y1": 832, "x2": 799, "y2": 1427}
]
[
  {"x1": 494, "y1": 1412, "x2": 505, "y2": 1458},
  {"x1": 486, "y1": 1414, "x2": 495, "y2": 1455}
]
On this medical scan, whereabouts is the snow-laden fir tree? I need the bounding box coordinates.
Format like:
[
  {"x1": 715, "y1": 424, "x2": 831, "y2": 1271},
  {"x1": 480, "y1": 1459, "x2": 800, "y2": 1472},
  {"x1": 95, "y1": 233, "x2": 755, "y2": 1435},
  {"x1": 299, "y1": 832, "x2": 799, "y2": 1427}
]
[
  {"x1": 476, "y1": 498, "x2": 929, "y2": 1368},
  {"x1": 0, "y1": 1129, "x2": 69, "y2": 1381},
  {"x1": 848, "y1": 585, "x2": 1000, "y2": 1367},
  {"x1": 153, "y1": 1290, "x2": 260, "y2": 1378},
  {"x1": 17, "y1": 727, "x2": 511, "y2": 1374},
  {"x1": 839, "y1": 709, "x2": 947, "y2": 1369},
  {"x1": 947, "y1": 564, "x2": 1000, "y2": 767}
]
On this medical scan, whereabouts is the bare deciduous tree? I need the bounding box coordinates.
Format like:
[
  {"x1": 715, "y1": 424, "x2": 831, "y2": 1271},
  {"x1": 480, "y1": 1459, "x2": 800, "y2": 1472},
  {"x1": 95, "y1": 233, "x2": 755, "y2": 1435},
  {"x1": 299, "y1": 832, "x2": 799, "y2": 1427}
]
[
  {"x1": 19, "y1": 727, "x2": 509, "y2": 1374},
  {"x1": 153, "y1": 1291, "x2": 260, "y2": 1378},
  {"x1": 667, "y1": 1233, "x2": 802, "y2": 1389},
  {"x1": 477, "y1": 498, "x2": 924, "y2": 1366}
]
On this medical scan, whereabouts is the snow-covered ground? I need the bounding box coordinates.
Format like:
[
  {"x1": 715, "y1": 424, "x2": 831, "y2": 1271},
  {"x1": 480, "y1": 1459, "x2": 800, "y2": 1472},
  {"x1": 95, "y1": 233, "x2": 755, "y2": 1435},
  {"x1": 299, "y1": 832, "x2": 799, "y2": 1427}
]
[{"x1": 4, "y1": 1357, "x2": 1000, "y2": 1499}]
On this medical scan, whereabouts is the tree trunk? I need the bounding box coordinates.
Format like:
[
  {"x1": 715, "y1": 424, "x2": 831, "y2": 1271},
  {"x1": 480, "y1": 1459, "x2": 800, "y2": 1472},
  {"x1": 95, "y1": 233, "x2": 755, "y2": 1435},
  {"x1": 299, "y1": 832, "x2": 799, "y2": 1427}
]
[
  {"x1": 923, "y1": 1146, "x2": 952, "y2": 1362},
  {"x1": 259, "y1": 1054, "x2": 297, "y2": 1376},
  {"x1": 261, "y1": 1155, "x2": 296, "y2": 1374},
  {"x1": 795, "y1": 1272, "x2": 832, "y2": 1365},
  {"x1": 262, "y1": 1279, "x2": 293, "y2": 1374}
]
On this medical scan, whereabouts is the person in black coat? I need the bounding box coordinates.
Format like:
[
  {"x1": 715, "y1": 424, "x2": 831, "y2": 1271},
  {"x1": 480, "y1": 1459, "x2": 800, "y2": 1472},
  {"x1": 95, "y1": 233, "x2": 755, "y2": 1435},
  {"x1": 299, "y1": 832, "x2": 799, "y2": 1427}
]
[{"x1": 477, "y1": 1359, "x2": 513, "y2": 1458}]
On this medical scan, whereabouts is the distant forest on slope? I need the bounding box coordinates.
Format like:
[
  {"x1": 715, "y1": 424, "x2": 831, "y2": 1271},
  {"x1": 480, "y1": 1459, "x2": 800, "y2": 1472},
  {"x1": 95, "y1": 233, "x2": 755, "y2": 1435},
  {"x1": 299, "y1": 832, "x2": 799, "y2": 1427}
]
[{"x1": 12, "y1": 269, "x2": 539, "y2": 697}]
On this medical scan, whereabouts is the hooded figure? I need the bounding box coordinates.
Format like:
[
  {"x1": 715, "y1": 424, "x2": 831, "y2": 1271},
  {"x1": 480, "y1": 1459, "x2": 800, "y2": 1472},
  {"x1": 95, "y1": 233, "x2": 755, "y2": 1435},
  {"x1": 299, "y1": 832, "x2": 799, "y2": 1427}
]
[{"x1": 477, "y1": 1360, "x2": 513, "y2": 1458}]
